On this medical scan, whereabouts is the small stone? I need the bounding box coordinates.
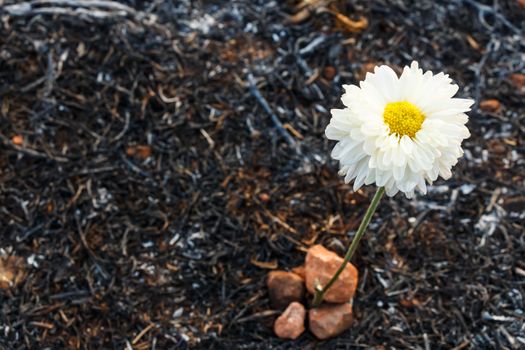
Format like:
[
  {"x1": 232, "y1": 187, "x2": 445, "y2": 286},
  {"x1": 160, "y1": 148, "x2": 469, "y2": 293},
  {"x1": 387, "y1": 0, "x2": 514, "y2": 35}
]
[
  {"x1": 259, "y1": 193, "x2": 270, "y2": 203},
  {"x1": 126, "y1": 145, "x2": 152, "y2": 159},
  {"x1": 510, "y1": 73, "x2": 525, "y2": 89},
  {"x1": 399, "y1": 298, "x2": 422, "y2": 308},
  {"x1": 274, "y1": 302, "x2": 306, "y2": 339},
  {"x1": 309, "y1": 303, "x2": 353, "y2": 340},
  {"x1": 11, "y1": 135, "x2": 23, "y2": 145},
  {"x1": 267, "y1": 271, "x2": 305, "y2": 309},
  {"x1": 479, "y1": 99, "x2": 501, "y2": 112},
  {"x1": 304, "y1": 245, "x2": 358, "y2": 303},
  {"x1": 291, "y1": 265, "x2": 305, "y2": 279}
]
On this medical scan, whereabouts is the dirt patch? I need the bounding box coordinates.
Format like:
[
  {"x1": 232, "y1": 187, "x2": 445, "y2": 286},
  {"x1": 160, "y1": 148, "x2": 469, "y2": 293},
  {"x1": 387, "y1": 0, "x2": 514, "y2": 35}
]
[{"x1": 0, "y1": 1, "x2": 524, "y2": 349}]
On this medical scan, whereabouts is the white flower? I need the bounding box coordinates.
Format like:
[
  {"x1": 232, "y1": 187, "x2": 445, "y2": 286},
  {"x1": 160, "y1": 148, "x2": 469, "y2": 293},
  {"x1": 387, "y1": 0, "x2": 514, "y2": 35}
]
[{"x1": 326, "y1": 61, "x2": 473, "y2": 198}]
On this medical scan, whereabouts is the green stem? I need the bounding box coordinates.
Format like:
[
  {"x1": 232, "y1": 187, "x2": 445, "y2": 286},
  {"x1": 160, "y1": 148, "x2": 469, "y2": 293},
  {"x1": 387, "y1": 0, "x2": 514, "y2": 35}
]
[{"x1": 312, "y1": 187, "x2": 385, "y2": 307}]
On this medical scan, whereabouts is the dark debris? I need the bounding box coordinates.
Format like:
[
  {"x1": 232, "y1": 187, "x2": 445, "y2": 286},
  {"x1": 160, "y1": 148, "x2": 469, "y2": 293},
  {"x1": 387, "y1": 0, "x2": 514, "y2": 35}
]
[{"x1": 0, "y1": 0, "x2": 524, "y2": 349}]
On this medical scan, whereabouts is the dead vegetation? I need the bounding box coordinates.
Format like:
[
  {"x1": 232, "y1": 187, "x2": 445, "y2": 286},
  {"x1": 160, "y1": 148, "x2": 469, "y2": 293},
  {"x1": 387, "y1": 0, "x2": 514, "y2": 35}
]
[{"x1": 0, "y1": 0, "x2": 524, "y2": 349}]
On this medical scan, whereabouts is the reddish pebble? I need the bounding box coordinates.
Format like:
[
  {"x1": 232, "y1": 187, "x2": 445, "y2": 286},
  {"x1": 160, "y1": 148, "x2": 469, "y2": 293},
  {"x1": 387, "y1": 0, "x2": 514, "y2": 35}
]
[
  {"x1": 259, "y1": 193, "x2": 270, "y2": 202},
  {"x1": 510, "y1": 73, "x2": 525, "y2": 89},
  {"x1": 267, "y1": 271, "x2": 305, "y2": 309},
  {"x1": 11, "y1": 135, "x2": 23, "y2": 145},
  {"x1": 291, "y1": 265, "x2": 305, "y2": 279},
  {"x1": 126, "y1": 145, "x2": 152, "y2": 159},
  {"x1": 309, "y1": 303, "x2": 353, "y2": 340},
  {"x1": 274, "y1": 302, "x2": 306, "y2": 339},
  {"x1": 304, "y1": 245, "x2": 358, "y2": 303},
  {"x1": 479, "y1": 99, "x2": 501, "y2": 112}
]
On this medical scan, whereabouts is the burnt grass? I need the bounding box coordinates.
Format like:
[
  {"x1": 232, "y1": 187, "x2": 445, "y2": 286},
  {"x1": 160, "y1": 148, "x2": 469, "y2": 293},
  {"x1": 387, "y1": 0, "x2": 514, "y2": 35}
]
[{"x1": 0, "y1": 1, "x2": 524, "y2": 349}]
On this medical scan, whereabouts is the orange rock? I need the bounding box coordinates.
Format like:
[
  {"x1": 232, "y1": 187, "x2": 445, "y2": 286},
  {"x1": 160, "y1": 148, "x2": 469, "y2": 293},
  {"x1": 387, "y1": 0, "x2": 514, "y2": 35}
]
[
  {"x1": 309, "y1": 303, "x2": 353, "y2": 340},
  {"x1": 399, "y1": 298, "x2": 422, "y2": 308},
  {"x1": 291, "y1": 265, "x2": 305, "y2": 279},
  {"x1": 267, "y1": 271, "x2": 305, "y2": 309},
  {"x1": 0, "y1": 256, "x2": 27, "y2": 289},
  {"x1": 126, "y1": 145, "x2": 152, "y2": 159},
  {"x1": 259, "y1": 193, "x2": 270, "y2": 202},
  {"x1": 479, "y1": 99, "x2": 501, "y2": 112},
  {"x1": 510, "y1": 73, "x2": 525, "y2": 89},
  {"x1": 11, "y1": 135, "x2": 23, "y2": 145},
  {"x1": 304, "y1": 245, "x2": 358, "y2": 303},
  {"x1": 274, "y1": 302, "x2": 306, "y2": 339}
]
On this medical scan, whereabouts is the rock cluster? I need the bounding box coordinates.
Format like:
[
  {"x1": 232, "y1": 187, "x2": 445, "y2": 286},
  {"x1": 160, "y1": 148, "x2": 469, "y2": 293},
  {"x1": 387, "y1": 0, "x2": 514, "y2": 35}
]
[{"x1": 267, "y1": 245, "x2": 358, "y2": 339}]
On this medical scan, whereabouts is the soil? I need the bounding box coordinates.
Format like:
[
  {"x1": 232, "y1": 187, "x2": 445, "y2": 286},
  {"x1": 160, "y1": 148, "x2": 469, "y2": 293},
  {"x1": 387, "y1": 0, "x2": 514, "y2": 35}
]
[{"x1": 0, "y1": 1, "x2": 524, "y2": 349}]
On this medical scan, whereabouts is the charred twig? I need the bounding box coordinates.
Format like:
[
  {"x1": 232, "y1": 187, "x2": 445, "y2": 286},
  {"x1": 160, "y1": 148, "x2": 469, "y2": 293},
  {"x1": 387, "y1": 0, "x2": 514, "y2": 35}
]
[
  {"x1": 3, "y1": 0, "x2": 157, "y2": 24},
  {"x1": 460, "y1": 0, "x2": 521, "y2": 34},
  {"x1": 247, "y1": 73, "x2": 299, "y2": 152},
  {"x1": 473, "y1": 39, "x2": 497, "y2": 109},
  {"x1": 43, "y1": 50, "x2": 55, "y2": 98},
  {"x1": 7, "y1": 143, "x2": 70, "y2": 163}
]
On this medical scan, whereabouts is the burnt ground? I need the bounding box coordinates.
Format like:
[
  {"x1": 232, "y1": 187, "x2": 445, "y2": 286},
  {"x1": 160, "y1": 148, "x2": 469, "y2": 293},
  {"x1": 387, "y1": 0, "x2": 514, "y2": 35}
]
[{"x1": 0, "y1": 0, "x2": 524, "y2": 349}]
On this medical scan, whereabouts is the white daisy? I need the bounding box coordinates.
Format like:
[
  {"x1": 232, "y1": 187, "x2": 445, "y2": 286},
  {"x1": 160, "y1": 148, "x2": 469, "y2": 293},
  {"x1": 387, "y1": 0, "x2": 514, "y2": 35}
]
[{"x1": 326, "y1": 61, "x2": 473, "y2": 198}]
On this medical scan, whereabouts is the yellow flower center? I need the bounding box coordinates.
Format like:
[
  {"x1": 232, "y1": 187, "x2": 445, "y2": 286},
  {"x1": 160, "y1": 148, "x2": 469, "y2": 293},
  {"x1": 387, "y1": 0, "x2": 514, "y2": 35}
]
[{"x1": 383, "y1": 101, "x2": 425, "y2": 138}]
